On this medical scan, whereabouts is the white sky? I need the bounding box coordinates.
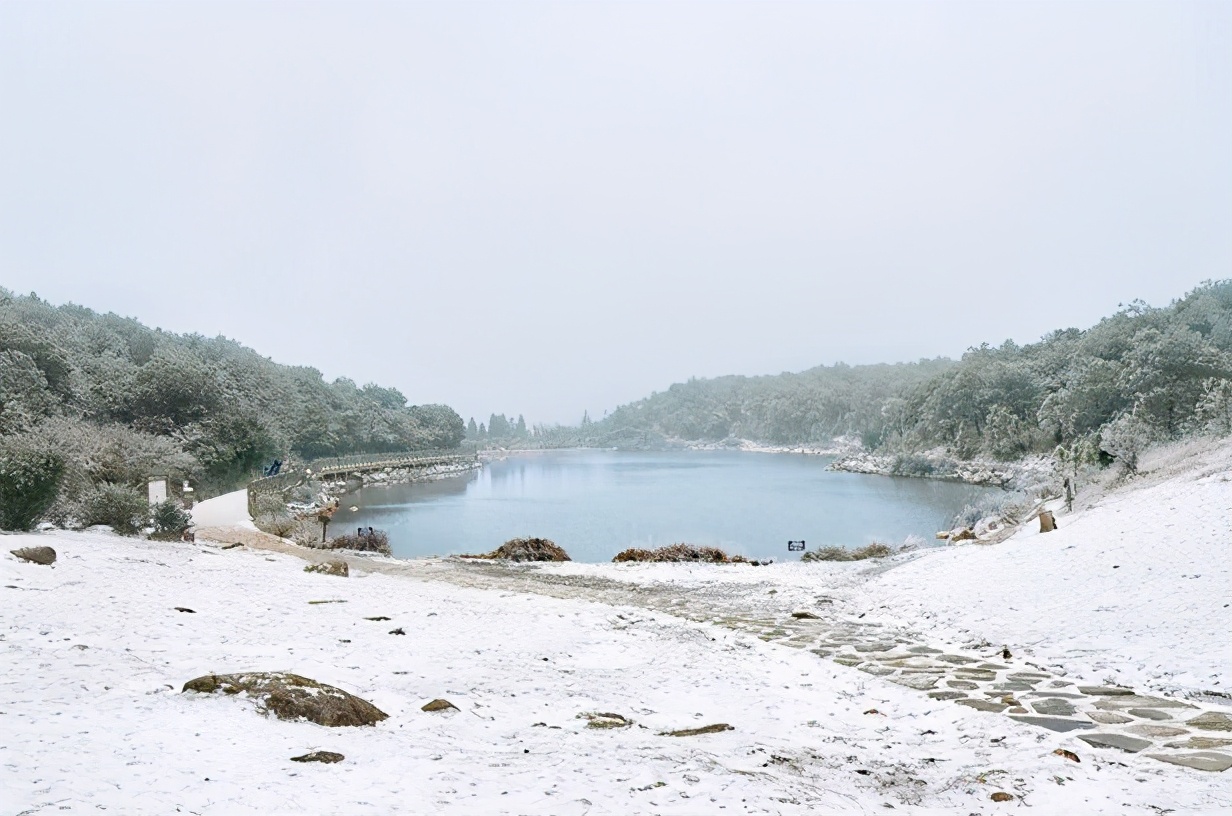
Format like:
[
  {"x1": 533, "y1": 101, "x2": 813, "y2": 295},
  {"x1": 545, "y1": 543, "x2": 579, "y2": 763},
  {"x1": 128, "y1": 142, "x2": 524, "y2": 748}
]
[{"x1": 2, "y1": 1, "x2": 1229, "y2": 425}]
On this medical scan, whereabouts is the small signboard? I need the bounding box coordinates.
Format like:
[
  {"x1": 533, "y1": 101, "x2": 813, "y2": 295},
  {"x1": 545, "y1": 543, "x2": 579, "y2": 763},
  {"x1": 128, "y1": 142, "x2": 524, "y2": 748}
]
[{"x1": 787, "y1": 540, "x2": 806, "y2": 552}]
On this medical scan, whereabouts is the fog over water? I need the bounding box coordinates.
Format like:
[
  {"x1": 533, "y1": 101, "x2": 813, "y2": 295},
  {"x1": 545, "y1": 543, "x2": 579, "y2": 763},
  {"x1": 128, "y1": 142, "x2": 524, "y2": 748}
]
[{"x1": 2, "y1": 2, "x2": 1229, "y2": 423}]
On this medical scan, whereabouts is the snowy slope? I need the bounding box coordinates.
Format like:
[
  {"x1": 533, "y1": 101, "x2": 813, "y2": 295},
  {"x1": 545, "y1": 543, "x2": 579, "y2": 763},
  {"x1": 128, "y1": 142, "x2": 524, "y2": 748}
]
[{"x1": 4, "y1": 530, "x2": 1229, "y2": 815}]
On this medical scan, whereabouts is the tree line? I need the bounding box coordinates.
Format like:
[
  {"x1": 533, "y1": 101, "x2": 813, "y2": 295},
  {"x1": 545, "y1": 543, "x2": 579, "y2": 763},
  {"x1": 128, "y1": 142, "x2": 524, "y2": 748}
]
[
  {"x1": 513, "y1": 281, "x2": 1232, "y2": 466},
  {"x1": 0, "y1": 289, "x2": 464, "y2": 530}
]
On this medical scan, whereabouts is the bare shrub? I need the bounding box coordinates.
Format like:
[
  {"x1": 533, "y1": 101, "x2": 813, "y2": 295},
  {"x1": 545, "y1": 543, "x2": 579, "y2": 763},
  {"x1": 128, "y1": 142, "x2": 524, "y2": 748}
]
[
  {"x1": 801, "y1": 542, "x2": 892, "y2": 563},
  {"x1": 327, "y1": 529, "x2": 392, "y2": 556},
  {"x1": 611, "y1": 543, "x2": 729, "y2": 563},
  {"x1": 463, "y1": 537, "x2": 570, "y2": 562}
]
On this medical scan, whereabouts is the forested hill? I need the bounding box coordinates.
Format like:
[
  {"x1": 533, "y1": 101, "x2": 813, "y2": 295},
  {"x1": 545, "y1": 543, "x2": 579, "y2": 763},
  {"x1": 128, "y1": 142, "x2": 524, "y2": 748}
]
[
  {"x1": 542, "y1": 281, "x2": 1232, "y2": 460},
  {"x1": 0, "y1": 289, "x2": 464, "y2": 498}
]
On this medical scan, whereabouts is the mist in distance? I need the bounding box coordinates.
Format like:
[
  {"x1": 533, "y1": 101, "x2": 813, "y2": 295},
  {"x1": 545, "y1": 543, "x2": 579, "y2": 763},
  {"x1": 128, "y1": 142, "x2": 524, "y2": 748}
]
[{"x1": 1, "y1": 1, "x2": 1229, "y2": 424}]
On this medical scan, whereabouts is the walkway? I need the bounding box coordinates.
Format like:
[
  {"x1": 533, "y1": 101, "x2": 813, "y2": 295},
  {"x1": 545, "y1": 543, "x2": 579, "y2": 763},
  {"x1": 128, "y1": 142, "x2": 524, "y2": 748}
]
[{"x1": 193, "y1": 521, "x2": 1231, "y2": 774}]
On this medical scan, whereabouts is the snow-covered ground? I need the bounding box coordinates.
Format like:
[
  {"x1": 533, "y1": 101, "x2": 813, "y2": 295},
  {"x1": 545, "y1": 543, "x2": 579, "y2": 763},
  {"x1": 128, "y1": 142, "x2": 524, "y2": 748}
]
[{"x1": 2, "y1": 442, "x2": 1230, "y2": 814}]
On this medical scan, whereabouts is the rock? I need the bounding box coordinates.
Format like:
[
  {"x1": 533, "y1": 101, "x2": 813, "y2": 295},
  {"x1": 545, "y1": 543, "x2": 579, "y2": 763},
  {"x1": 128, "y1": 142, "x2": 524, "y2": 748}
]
[
  {"x1": 174, "y1": 607, "x2": 196, "y2": 614},
  {"x1": 853, "y1": 643, "x2": 896, "y2": 653},
  {"x1": 791, "y1": 611, "x2": 820, "y2": 619},
  {"x1": 1009, "y1": 716, "x2": 1094, "y2": 733},
  {"x1": 958, "y1": 699, "x2": 1007, "y2": 713},
  {"x1": 10, "y1": 546, "x2": 56, "y2": 565},
  {"x1": 581, "y1": 712, "x2": 631, "y2": 729},
  {"x1": 660, "y1": 723, "x2": 733, "y2": 737},
  {"x1": 291, "y1": 751, "x2": 345, "y2": 764},
  {"x1": 1146, "y1": 752, "x2": 1232, "y2": 772},
  {"x1": 892, "y1": 675, "x2": 939, "y2": 691},
  {"x1": 1128, "y1": 708, "x2": 1172, "y2": 720},
  {"x1": 364, "y1": 616, "x2": 391, "y2": 621},
  {"x1": 928, "y1": 690, "x2": 967, "y2": 701},
  {"x1": 389, "y1": 628, "x2": 406, "y2": 635},
  {"x1": 1031, "y1": 698, "x2": 1077, "y2": 717},
  {"x1": 1077, "y1": 733, "x2": 1153, "y2": 753},
  {"x1": 936, "y1": 654, "x2": 979, "y2": 665},
  {"x1": 950, "y1": 528, "x2": 976, "y2": 542},
  {"x1": 990, "y1": 791, "x2": 1014, "y2": 802},
  {"x1": 182, "y1": 672, "x2": 388, "y2": 727},
  {"x1": 907, "y1": 646, "x2": 943, "y2": 654},
  {"x1": 421, "y1": 699, "x2": 459, "y2": 712},
  {"x1": 1077, "y1": 686, "x2": 1135, "y2": 696},
  {"x1": 1087, "y1": 711, "x2": 1133, "y2": 724},
  {"x1": 1127, "y1": 724, "x2": 1188, "y2": 738},
  {"x1": 947, "y1": 680, "x2": 979, "y2": 690},
  {"x1": 1187, "y1": 712, "x2": 1232, "y2": 732},
  {"x1": 304, "y1": 560, "x2": 349, "y2": 577},
  {"x1": 1038, "y1": 510, "x2": 1056, "y2": 533},
  {"x1": 1165, "y1": 736, "x2": 1232, "y2": 750},
  {"x1": 857, "y1": 665, "x2": 894, "y2": 676},
  {"x1": 1052, "y1": 748, "x2": 1080, "y2": 763},
  {"x1": 1093, "y1": 695, "x2": 1194, "y2": 710}
]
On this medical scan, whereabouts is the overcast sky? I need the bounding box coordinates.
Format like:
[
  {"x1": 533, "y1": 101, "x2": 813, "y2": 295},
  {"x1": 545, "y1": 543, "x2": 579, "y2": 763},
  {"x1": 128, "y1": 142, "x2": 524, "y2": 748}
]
[{"x1": 2, "y1": 2, "x2": 1229, "y2": 425}]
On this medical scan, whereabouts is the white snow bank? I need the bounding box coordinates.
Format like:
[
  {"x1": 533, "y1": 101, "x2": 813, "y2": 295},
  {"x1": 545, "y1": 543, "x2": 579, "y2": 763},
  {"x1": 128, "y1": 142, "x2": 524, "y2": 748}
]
[
  {"x1": 857, "y1": 452, "x2": 1232, "y2": 697},
  {"x1": 4, "y1": 530, "x2": 1227, "y2": 814},
  {"x1": 191, "y1": 488, "x2": 252, "y2": 528}
]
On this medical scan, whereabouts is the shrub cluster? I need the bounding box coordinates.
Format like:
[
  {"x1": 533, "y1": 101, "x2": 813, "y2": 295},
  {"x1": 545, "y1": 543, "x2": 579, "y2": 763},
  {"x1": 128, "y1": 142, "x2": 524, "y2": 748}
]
[
  {"x1": 801, "y1": 542, "x2": 893, "y2": 562},
  {"x1": 0, "y1": 440, "x2": 63, "y2": 531},
  {"x1": 612, "y1": 543, "x2": 731, "y2": 563},
  {"x1": 327, "y1": 529, "x2": 392, "y2": 556},
  {"x1": 463, "y1": 537, "x2": 570, "y2": 562}
]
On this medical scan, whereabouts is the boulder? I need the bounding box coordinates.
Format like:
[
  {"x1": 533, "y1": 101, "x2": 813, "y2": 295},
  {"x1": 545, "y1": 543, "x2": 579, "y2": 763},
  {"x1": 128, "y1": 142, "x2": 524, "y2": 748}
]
[
  {"x1": 304, "y1": 560, "x2": 349, "y2": 577},
  {"x1": 1038, "y1": 510, "x2": 1057, "y2": 533},
  {"x1": 291, "y1": 751, "x2": 345, "y2": 764},
  {"x1": 660, "y1": 723, "x2": 733, "y2": 737},
  {"x1": 421, "y1": 698, "x2": 458, "y2": 712},
  {"x1": 182, "y1": 672, "x2": 387, "y2": 727},
  {"x1": 1187, "y1": 712, "x2": 1232, "y2": 732},
  {"x1": 949, "y1": 528, "x2": 976, "y2": 543},
  {"x1": 10, "y1": 546, "x2": 56, "y2": 565}
]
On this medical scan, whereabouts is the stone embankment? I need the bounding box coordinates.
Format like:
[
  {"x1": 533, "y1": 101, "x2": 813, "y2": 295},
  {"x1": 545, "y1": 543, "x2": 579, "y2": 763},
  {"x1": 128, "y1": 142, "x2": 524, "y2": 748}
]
[
  {"x1": 320, "y1": 459, "x2": 480, "y2": 497},
  {"x1": 829, "y1": 451, "x2": 1052, "y2": 488}
]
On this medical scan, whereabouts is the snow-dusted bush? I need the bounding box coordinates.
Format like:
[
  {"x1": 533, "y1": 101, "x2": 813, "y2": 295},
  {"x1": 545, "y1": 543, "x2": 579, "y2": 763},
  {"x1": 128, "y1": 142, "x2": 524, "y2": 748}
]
[
  {"x1": 1194, "y1": 377, "x2": 1232, "y2": 436},
  {"x1": 150, "y1": 499, "x2": 191, "y2": 540},
  {"x1": 801, "y1": 542, "x2": 892, "y2": 562},
  {"x1": 951, "y1": 490, "x2": 1032, "y2": 529},
  {"x1": 1099, "y1": 413, "x2": 1154, "y2": 474},
  {"x1": 77, "y1": 483, "x2": 149, "y2": 535},
  {"x1": 0, "y1": 438, "x2": 63, "y2": 531}
]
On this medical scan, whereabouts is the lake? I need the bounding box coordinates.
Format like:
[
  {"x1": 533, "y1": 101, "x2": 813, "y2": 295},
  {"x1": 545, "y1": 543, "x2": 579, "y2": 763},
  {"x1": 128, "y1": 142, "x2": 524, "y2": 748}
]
[{"x1": 340, "y1": 449, "x2": 995, "y2": 562}]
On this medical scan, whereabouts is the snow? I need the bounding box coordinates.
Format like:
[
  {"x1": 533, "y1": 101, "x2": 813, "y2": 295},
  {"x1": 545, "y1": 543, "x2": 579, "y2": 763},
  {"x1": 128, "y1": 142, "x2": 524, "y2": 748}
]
[
  {"x1": 856, "y1": 451, "x2": 1232, "y2": 698},
  {"x1": 4, "y1": 446, "x2": 1232, "y2": 813}
]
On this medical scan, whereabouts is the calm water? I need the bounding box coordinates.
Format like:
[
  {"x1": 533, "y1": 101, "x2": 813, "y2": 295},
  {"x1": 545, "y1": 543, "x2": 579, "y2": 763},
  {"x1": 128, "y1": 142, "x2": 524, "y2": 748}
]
[{"x1": 341, "y1": 450, "x2": 995, "y2": 563}]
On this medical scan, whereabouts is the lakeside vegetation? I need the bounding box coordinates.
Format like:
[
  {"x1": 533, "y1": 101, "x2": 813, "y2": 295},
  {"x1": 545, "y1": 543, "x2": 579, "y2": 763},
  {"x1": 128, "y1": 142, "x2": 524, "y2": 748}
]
[
  {"x1": 0, "y1": 289, "x2": 464, "y2": 530},
  {"x1": 481, "y1": 282, "x2": 1232, "y2": 473}
]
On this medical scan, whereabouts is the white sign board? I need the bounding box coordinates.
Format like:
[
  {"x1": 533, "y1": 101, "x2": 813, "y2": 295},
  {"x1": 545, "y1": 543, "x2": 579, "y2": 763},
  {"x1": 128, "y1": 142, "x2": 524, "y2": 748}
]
[{"x1": 148, "y1": 477, "x2": 167, "y2": 506}]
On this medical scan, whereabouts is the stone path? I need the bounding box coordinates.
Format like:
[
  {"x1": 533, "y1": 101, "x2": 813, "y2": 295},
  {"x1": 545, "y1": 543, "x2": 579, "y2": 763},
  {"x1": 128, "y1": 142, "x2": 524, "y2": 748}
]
[{"x1": 197, "y1": 526, "x2": 1232, "y2": 773}]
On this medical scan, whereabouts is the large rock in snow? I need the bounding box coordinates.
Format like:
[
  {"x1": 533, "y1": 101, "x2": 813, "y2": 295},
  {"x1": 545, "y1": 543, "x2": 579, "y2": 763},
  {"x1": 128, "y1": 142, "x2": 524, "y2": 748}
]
[
  {"x1": 182, "y1": 672, "x2": 387, "y2": 727},
  {"x1": 10, "y1": 546, "x2": 56, "y2": 565}
]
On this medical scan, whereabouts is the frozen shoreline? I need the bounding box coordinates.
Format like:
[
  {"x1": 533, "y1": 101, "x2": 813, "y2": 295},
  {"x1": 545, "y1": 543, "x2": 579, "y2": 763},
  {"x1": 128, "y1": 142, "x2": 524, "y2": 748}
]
[{"x1": 3, "y1": 440, "x2": 1230, "y2": 813}]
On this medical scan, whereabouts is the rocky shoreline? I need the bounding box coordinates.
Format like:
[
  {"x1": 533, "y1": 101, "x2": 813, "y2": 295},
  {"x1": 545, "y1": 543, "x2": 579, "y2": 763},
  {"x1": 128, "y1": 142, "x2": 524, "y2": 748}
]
[
  {"x1": 319, "y1": 459, "x2": 481, "y2": 499},
  {"x1": 828, "y1": 450, "x2": 1054, "y2": 489}
]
